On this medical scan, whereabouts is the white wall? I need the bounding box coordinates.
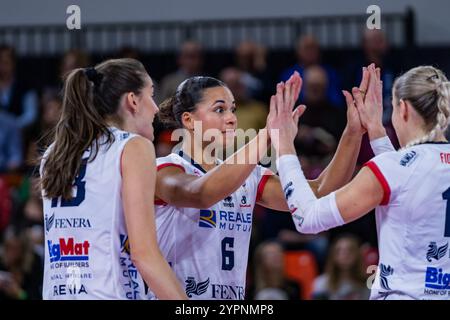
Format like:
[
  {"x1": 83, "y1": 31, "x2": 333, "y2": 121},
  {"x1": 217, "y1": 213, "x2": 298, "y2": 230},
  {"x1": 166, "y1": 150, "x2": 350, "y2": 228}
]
[{"x1": 0, "y1": 0, "x2": 449, "y2": 45}]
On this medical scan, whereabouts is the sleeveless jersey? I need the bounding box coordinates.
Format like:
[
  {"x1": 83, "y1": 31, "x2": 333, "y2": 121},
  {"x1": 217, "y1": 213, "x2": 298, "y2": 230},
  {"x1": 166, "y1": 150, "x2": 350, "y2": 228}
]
[
  {"x1": 41, "y1": 128, "x2": 148, "y2": 300},
  {"x1": 150, "y1": 151, "x2": 270, "y2": 300},
  {"x1": 364, "y1": 142, "x2": 450, "y2": 300}
]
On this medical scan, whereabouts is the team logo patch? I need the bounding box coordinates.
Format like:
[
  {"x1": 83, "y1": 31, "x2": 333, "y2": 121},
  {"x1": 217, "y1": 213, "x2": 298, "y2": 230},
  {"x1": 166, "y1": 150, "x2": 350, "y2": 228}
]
[
  {"x1": 379, "y1": 263, "x2": 394, "y2": 290},
  {"x1": 240, "y1": 195, "x2": 251, "y2": 208},
  {"x1": 199, "y1": 210, "x2": 216, "y2": 228},
  {"x1": 45, "y1": 213, "x2": 55, "y2": 233},
  {"x1": 426, "y1": 242, "x2": 448, "y2": 262},
  {"x1": 400, "y1": 150, "x2": 417, "y2": 167},
  {"x1": 185, "y1": 277, "x2": 210, "y2": 297},
  {"x1": 223, "y1": 196, "x2": 234, "y2": 208}
]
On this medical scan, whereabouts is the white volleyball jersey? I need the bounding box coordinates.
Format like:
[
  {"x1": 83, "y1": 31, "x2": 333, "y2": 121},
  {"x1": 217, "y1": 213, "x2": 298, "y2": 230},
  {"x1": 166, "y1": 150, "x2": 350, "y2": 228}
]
[
  {"x1": 150, "y1": 151, "x2": 270, "y2": 300},
  {"x1": 41, "y1": 128, "x2": 148, "y2": 300},
  {"x1": 364, "y1": 142, "x2": 450, "y2": 300}
]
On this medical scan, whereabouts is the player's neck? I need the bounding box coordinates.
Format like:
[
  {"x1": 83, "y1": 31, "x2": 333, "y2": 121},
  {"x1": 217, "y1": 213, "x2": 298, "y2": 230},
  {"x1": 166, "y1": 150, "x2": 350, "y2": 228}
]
[
  {"x1": 181, "y1": 141, "x2": 217, "y2": 172},
  {"x1": 406, "y1": 130, "x2": 448, "y2": 145}
]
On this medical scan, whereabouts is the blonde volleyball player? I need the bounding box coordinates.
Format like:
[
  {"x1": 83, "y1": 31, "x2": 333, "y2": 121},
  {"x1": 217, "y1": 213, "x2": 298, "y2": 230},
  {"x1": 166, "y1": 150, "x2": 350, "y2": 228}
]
[
  {"x1": 269, "y1": 64, "x2": 450, "y2": 300},
  {"x1": 150, "y1": 69, "x2": 369, "y2": 300},
  {"x1": 40, "y1": 59, "x2": 186, "y2": 299}
]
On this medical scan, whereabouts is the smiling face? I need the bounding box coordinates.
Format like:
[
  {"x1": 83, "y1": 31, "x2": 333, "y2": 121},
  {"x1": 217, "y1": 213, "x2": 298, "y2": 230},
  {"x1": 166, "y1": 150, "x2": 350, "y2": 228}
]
[{"x1": 187, "y1": 85, "x2": 238, "y2": 148}]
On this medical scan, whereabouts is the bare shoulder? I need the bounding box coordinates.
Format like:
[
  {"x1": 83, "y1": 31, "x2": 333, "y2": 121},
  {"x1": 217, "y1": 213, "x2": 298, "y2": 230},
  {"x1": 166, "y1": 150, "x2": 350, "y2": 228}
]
[{"x1": 123, "y1": 136, "x2": 155, "y2": 159}]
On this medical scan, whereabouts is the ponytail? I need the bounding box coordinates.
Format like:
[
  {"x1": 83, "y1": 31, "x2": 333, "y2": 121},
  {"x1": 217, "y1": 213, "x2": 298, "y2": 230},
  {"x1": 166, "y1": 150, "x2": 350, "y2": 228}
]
[
  {"x1": 41, "y1": 58, "x2": 148, "y2": 200},
  {"x1": 41, "y1": 68, "x2": 113, "y2": 199}
]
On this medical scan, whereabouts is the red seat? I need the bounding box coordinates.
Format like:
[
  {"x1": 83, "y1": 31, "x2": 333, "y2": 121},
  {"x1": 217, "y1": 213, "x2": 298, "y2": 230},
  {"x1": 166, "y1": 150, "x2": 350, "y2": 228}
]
[
  {"x1": 284, "y1": 250, "x2": 319, "y2": 300},
  {"x1": 0, "y1": 177, "x2": 12, "y2": 233}
]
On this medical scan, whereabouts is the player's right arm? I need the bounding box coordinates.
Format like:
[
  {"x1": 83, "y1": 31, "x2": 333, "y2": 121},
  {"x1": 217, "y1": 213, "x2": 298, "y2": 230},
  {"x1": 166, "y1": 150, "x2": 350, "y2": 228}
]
[
  {"x1": 121, "y1": 136, "x2": 187, "y2": 299},
  {"x1": 156, "y1": 128, "x2": 269, "y2": 208}
]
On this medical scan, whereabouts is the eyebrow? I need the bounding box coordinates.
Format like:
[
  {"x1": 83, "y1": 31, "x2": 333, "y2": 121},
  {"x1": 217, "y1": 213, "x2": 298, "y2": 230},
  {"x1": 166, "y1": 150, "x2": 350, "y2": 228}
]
[{"x1": 211, "y1": 100, "x2": 236, "y2": 106}]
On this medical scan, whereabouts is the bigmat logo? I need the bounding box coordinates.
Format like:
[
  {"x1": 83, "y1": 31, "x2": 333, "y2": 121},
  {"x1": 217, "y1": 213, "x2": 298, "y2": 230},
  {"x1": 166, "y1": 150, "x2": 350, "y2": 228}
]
[
  {"x1": 425, "y1": 267, "x2": 450, "y2": 290},
  {"x1": 48, "y1": 238, "x2": 90, "y2": 263}
]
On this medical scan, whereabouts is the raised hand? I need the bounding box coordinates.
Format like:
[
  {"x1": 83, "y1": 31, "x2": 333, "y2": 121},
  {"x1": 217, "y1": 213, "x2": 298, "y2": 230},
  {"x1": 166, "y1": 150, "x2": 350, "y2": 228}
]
[
  {"x1": 267, "y1": 71, "x2": 306, "y2": 156},
  {"x1": 353, "y1": 63, "x2": 386, "y2": 140},
  {"x1": 342, "y1": 66, "x2": 370, "y2": 136}
]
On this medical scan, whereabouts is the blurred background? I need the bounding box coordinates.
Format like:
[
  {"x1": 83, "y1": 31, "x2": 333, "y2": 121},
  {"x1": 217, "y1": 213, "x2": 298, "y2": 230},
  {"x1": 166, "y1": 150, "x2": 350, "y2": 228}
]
[{"x1": 0, "y1": 0, "x2": 449, "y2": 300}]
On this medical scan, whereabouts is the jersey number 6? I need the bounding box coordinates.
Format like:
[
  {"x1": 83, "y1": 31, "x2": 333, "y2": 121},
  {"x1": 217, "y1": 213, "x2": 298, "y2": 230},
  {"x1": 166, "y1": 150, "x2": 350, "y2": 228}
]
[{"x1": 221, "y1": 237, "x2": 235, "y2": 271}]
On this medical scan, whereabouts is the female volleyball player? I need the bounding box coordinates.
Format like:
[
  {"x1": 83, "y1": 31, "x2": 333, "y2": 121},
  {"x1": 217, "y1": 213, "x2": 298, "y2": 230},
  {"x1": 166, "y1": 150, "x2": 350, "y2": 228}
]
[
  {"x1": 149, "y1": 68, "x2": 370, "y2": 300},
  {"x1": 270, "y1": 64, "x2": 450, "y2": 299},
  {"x1": 40, "y1": 58, "x2": 186, "y2": 299}
]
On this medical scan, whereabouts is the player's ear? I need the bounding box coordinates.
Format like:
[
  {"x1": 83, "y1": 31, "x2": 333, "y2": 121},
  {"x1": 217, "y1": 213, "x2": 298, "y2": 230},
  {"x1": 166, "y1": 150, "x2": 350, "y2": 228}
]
[
  {"x1": 181, "y1": 112, "x2": 194, "y2": 130},
  {"x1": 124, "y1": 92, "x2": 138, "y2": 115},
  {"x1": 399, "y1": 99, "x2": 409, "y2": 123}
]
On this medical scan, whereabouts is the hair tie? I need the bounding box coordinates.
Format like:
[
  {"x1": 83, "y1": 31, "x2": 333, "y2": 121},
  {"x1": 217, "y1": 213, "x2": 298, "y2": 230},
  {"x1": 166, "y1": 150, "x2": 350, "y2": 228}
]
[{"x1": 84, "y1": 67, "x2": 103, "y2": 87}]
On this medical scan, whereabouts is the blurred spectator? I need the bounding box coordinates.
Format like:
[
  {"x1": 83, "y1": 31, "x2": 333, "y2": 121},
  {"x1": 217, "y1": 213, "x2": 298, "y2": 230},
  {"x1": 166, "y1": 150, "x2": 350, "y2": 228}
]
[
  {"x1": 346, "y1": 30, "x2": 400, "y2": 165},
  {"x1": 22, "y1": 194, "x2": 44, "y2": 260},
  {"x1": 0, "y1": 177, "x2": 12, "y2": 237},
  {"x1": 159, "y1": 41, "x2": 204, "y2": 101},
  {"x1": 0, "y1": 226, "x2": 43, "y2": 300},
  {"x1": 40, "y1": 90, "x2": 61, "y2": 132},
  {"x1": 295, "y1": 126, "x2": 336, "y2": 162},
  {"x1": 0, "y1": 112, "x2": 23, "y2": 172},
  {"x1": 0, "y1": 45, "x2": 38, "y2": 130},
  {"x1": 280, "y1": 35, "x2": 343, "y2": 107},
  {"x1": 59, "y1": 49, "x2": 90, "y2": 80},
  {"x1": 19, "y1": 89, "x2": 62, "y2": 174},
  {"x1": 116, "y1": 46, "x2": 141, "y2": 60},
  {"x1": 359, "y1": 29, "x2": 397, "y2": 125},
  {"x1": 247, "y1": 240, "x2": 301, "y2": 300},
  {"x1": 36, "y1": 89, "x2": 62, "y2": 148},
  {"x1": 299, "y1": 65, "x2": 346, "y2": 140},
  {"x1": 42, "y1": 49, "x2": 90, "y2": 97},
  {"x1": 312, "y1": 234, "x2": 369, "y2": 300},
  {"x1": 289, "y1": 66, "x2": 344, "y2": 180},
  {"x1": 234, "y1": 41, "x2": 272, "y2": 102},
  {"x1": 219, "y1": 67, "x2": 268, "y2": 131}
]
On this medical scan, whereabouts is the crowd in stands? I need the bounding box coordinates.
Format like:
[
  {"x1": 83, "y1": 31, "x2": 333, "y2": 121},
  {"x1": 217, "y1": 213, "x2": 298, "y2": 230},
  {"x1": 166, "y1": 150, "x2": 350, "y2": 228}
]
[{"x1": 0, "y1": 28, "x2": 449, "y2": 300}]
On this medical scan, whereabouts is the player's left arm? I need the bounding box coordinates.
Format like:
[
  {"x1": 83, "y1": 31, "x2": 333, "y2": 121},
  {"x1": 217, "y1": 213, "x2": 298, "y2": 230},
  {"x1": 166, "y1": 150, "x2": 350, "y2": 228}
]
[
  {"x1": 257, "y1": 69, "x2": 370, "y2": 211},
  {"x1": 256, "y1": 131, "x2": 362, "y2": 212},
  {"x1": 256, "y1": 174, "x2": 315, "y2": 212},
  {"x1": 277, "y1": 155, "x2": 383, "y2": 234},
  {"x1": 333, "y1": 166, "x2": 383, "y2": 223}
]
